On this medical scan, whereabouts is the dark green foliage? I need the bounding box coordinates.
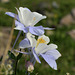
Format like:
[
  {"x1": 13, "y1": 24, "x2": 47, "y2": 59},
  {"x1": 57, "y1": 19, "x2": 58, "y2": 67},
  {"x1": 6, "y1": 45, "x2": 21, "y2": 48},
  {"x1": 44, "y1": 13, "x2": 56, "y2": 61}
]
[
  {"x1": 17, "y1": 53, "x2": 23, "y2": 60},
  {"x1": 0, "y1": 56, "x2": 3, "y2": 62},
  {"x1": 8, "y1": 51, "x2": 16, "y2": 60}
]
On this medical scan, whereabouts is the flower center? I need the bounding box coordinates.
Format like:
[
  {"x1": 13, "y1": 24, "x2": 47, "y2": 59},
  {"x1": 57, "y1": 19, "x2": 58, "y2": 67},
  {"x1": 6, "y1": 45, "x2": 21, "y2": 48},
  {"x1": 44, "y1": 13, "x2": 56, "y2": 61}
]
[
  {"x1": 33, "y1": 17, "x2": 36, "y2": 20},
  {"x1": 36, "y1": 37, "x2": 46, "y2": 47}
]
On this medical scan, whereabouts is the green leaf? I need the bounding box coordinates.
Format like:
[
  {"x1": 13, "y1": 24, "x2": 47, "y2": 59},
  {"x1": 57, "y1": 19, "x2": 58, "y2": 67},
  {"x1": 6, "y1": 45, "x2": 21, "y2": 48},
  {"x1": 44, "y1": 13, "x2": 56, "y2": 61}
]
[
  {"x1": 17, "y1": 53, "x2": 23, "y2": 60},
  {"x1": 0, "y1": 56, "x2": 3, "y2": 62},
  {"x1": 8, "y1": 51, "x2": 16, "y2": 60}
]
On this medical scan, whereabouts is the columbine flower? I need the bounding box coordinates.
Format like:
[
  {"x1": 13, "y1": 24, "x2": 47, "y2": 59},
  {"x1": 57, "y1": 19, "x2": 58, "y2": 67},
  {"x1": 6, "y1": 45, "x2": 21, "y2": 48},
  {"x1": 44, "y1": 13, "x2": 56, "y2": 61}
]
[
  {"x1": 24, "y1": 32, "x2": 61, "y2": 70},
  {"x1": 5, "y1": 7, "x2": 52, "y2": 36}
]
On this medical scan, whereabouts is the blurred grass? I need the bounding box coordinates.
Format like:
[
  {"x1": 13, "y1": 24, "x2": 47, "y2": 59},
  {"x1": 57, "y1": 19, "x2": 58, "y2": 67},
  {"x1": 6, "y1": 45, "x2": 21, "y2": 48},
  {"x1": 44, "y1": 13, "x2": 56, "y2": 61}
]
[{"x1": 0, "y1": 0, "x2": 75, "y2": 75}]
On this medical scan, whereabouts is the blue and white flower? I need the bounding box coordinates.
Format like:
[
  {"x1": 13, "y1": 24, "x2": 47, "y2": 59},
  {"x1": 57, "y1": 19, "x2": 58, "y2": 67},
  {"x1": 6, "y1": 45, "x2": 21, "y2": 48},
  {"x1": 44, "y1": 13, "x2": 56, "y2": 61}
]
[
  {"x1": 25, "y1": 32, "x2": 61, "y2": 70},
  {"x1": 5, "y1": 7, "x2": 52, "y2": 36}
]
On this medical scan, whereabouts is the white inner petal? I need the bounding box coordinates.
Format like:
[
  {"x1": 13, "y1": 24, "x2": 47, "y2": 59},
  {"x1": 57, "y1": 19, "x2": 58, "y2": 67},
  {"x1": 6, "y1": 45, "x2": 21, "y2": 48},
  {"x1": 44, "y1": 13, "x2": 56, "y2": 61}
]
[
  {"x1": 27, "y1": 33, "x2": 37, "y2": 47},
  {"x1": 16, "y1": 7, "x2": 46, "y2": 26},
  {"x1": 16, "y1": 8, "x2": 23, "y2": 23},
  {"x1": 38, "y1": 35, "x2": 50, "y2": 44},
  {"x1": 30, "y1": 12, "x2": 46, "y2": 26},
  {"x1": 35, "y1": 44, "x2": 58, "y2": 54},
  {"x1": 35, "y1": 43, "x2": 48, "y2": 54}
]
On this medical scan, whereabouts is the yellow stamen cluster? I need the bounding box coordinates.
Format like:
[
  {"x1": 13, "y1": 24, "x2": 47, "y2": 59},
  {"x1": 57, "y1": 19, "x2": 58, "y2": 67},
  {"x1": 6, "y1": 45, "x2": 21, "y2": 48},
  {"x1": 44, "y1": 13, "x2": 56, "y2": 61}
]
[
  {"x1": 36, "y1": 37, "x2": 46, "y2": 47},
  {"x1": 33, "y1": 17, "x2": 36, "y2": 20}
]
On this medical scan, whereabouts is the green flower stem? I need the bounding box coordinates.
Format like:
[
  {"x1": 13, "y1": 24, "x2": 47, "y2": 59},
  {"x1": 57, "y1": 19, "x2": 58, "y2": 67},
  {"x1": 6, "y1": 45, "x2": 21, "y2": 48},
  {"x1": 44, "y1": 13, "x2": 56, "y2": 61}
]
[
  {"x1": 15, "y1": 58, "x2": 18, "y2": 75},
  {"x1": 28, "y1": 72, "x2": 30, "y2": 75}
]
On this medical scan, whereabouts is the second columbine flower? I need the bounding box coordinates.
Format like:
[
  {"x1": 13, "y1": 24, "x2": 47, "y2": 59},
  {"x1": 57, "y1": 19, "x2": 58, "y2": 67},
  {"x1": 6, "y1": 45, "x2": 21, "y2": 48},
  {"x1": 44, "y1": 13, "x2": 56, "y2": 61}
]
[{"x1": 19, "y1": 33, "x2": 61, "y2": 70}]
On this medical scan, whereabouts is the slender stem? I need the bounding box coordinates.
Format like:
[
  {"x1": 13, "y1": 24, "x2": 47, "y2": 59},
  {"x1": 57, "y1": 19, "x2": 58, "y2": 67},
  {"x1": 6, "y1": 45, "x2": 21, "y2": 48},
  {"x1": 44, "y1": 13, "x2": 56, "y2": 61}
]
[
  {"x1": 14, "y1": 49, "x2": 22, "y2": 75},
  {"x1": 25, "y1": 71, "x2": 30, "y2": 75},
  {"x1": 14, "y1": 58, "x2": 18, "y2": 75},
  {"x1": 33, "y1": 59, "x2": 36, "y2": 66},
  {"x1": 1, "y1": 19, "x2": 15, "y2": 64},
  {"x1": 28, "y1": 72, "x2": 30, "y2": 75},
  {"x1": 11, "y1": 31, "x2": 21, "y2": 52}
]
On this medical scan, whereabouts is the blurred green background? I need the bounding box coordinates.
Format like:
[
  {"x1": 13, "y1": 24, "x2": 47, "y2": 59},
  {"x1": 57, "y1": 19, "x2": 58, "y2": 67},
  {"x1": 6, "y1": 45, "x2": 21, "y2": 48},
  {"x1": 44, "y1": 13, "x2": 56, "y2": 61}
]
[{"x1": 0, "y1": 0, "x2": 75, "y2": 75}]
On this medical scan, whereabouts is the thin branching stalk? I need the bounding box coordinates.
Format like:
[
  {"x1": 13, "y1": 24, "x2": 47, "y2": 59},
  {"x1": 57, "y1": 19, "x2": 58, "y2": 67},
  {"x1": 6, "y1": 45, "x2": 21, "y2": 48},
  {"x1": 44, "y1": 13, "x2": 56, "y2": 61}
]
[
  {"x1": 1, "y1": 18, "x2": 15, "y2": 64},
  {"x1": 28, "y1": 72, "x2": 30, "y2": 75},
  {"x1": 15, "y1": 50, "x2": 30, "y2": 55}
]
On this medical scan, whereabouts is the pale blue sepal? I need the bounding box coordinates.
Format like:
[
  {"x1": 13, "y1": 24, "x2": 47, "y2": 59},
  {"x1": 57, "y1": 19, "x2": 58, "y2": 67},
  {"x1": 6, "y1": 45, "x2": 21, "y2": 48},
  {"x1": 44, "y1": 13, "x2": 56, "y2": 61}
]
[
  {"x1": 15, "y1": 20, "x2": 24, "y2": 26},
  {"x1": 15, "y1": 20, "x2": 28, "y2": 33},
  {"x1": 19, "y1": 38, "x2": 31, "y2": 49},
  {"x1": 43, "y1": 27, "x2": 54, "y2": 30},
  {"x1": 5, "y1": 12, "x2": 19, "y2": 21},
  {"x1": 40, "y1": 53, "x2": 57, "y2": 70},
  {"x1": 32, "y1": 47, "x2": 41, "y2": 63},
  {"x1": 45, "y1": 49, "x2": 61, "y2": 60},
  {"x1": 29, "y1": 26, "x2": 44, "y2": 36}
]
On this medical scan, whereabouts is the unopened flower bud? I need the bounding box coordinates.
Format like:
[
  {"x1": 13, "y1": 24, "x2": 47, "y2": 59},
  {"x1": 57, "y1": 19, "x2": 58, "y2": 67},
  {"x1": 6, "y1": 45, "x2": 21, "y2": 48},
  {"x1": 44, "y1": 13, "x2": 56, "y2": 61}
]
[
  {"x1": 6, "y1": 64, "x2": 12, "y2": 70},
  {"x1": 9, "y1": 70, "x2": 13, "y2": 74},
  {"x1": 25, "y1": 61, "x2": 34, "y2": 73}
]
